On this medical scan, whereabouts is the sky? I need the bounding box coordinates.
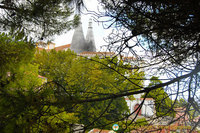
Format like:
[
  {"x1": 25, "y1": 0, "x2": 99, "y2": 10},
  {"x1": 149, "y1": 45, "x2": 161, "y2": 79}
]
[
  {"x1": 53, "y1": 0, "x2": 110, "y2": 51},
  {"x1": 52, "y1": 1, "x2": 200, "y2": 100}
]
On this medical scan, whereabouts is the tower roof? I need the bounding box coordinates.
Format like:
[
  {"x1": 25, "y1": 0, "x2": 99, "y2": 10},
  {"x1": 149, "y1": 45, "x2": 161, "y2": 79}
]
[
  {"x1": 86, "y1": 19, "x2": 96, "y2": 52},
  {"x1": 70, "y1": 19, "x2": 96, "y2": 53},
  {"x1": 70, "y1": 22, "x2": 87, "y2": 53}
]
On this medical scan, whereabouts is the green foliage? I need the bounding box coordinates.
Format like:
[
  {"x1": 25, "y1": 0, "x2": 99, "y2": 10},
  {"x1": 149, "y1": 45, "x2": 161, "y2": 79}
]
[
  {"x1": 32, "y1": 106, "x2": 78, "y2": 132},
  {"x1": 0, "y1": 33, "x2": 78, "y2": 132},
  {"x1": 8, "y1": 64, "x2": 42, "y2": 89},
  {"x1": 174, "y1": 98, "x2": 187, "y2": 108},
  {"x1": 34, "y1": 49, "x2": 126, "y2": 97},
  {"x1": 0, "y1": 0, "x2": 81, "y2": 39},
  {"x1": 117, "y1": 118, "x2": 148, "y2": 132},
  {"x1": 0, "y1": 33, "x2": 34, "y2": 78},
  {"x1": 0, "y1": 62, "x2": 78, "y2": 132},
  {"x1": 79, "y1": 97, "x2": 129, "y2": 129},
  {"x1": 0, "y1": 33, "x2": 145, "y2": 132},
  {"x1": 34, "y1": 49, "x2": 146, "y2": 130},
  {"x1": 174, "y1": 98, "x2": 200, "y2": 119},
  {"x1": 142, "y1": 77, "x2": 175, "y2": 117},
  {"x1": 135, "y1": 118, "x2": 148, "y2": 127}
]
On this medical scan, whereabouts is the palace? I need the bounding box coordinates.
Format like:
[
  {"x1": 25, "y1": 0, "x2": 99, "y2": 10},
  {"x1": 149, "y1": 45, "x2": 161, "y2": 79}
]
[{"x1": 37, "y1": 19, "x2": 155, "y2": 119}]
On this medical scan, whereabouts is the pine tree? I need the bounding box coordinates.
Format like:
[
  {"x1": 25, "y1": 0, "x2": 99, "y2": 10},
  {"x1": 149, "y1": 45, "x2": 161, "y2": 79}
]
[{"x1": 0, "y1": 0, "x2": 83, "y2": 39}]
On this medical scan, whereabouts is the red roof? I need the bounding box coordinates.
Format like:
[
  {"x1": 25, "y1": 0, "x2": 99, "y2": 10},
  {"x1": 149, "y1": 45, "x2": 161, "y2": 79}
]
[
  {"x1": 54, "y1": 44, "x2": 71, "y2": 51},
  {"x1": 125, "y1": 97, "x2": 154, "y2": 101},
  {"x1": 122, "y1": 56, "x2": 136, "y2": 60},
  {"x1": 38, "y1": 75, "x2": 47, "y2": 79},
  {"x1": 37, "y1": 47, "x2": 51, "y2": 52},
  {"x1": 80, "y1": 51, "x2": 115, "y2": 56},
  {"x1": 37, "y1": 47, "x2": 44, "y2": 51},
  {"x1": 89, "y1": 128, "x2": 112, "y2": 133},
  {"x1": 174, "y1": 107, "x2": 189, "y2": 121}
]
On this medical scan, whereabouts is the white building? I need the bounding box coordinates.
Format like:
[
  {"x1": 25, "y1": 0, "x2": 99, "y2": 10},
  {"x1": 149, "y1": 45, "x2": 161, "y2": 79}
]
[{"x1": 125, "y1": 96, "x2": 155, "y2": 117}]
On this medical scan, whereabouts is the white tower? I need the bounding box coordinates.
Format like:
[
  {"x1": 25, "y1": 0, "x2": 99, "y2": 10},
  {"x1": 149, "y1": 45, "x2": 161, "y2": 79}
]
[
  {"x1": 86, "y1": 18, "x2": 96, "y2": 52},
  {"x1": 71, "y1": 22, "x2": 86, "y2": 53},
  {"x1": 70, "y1": 19, "x2": 96, "y2": 54}
]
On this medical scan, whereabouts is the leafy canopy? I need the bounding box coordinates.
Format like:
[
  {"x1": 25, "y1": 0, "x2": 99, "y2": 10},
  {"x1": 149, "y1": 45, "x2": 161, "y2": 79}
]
[
  {"x1": 0, "y1": 33, "x2": 79, "y2": 132},
  {"x1": 34, "y1": 49, "x2": 145, "y2": 130},
  {"x1": 142, "y1": 76, "x2": 174, "y2": 117},
  {"x1": 0, "y1": 0, "x2": 83, "y2": 39}
]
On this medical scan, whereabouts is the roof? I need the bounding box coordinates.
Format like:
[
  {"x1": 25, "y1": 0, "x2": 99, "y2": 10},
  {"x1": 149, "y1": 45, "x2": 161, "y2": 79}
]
[
  {"x1": 80, "y1": 51, "x2": 115, "y2": 56},
  {"x1": 38, "y1": 75, "x2": 46, "y2": 78},
  {"x1": 85, "y1": 19, "x2": 96, "y2": 52},
  {"x1": 174, "y1": 107, "x2": 189, "y2": 121},
  {"x1": 54, "y1": 44, "x2": 70, "y2": 51},
  {"x1": 125, "y1": 97, "x2": 154, "y2": 101},
  {"x1": 37, "y1": 47, "x2": 51, "y2": 52},
  {"x1": 88, "y1": 129, "x2": 114, "y2": 133},
  {"x1": 37, "y1": 47, "x2": 44, "y2": 51},
  {"x1": 71, "y1": 22, "x2": 87, "y2": 53},
  {"x1": 122, "y1": 56, "x2": 137, "y2": 60}
]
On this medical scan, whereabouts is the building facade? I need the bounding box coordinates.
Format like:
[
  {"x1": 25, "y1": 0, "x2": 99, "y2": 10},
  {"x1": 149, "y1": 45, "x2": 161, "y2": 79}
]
[{"x1": 125, "y1": 97, "x2": 154, "y2": 117}]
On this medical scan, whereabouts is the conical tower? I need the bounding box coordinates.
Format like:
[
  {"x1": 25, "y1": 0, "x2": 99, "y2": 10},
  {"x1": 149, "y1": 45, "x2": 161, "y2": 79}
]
[
  {"x1": 70, "y1": 22, "x2": 87, "y2": 53},
  {"x1": 86, "y1": 19, "x2": 96, "y2": 52}
]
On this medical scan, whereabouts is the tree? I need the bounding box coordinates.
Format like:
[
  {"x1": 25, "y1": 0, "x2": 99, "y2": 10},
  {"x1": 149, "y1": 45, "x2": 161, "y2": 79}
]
[
  {"x1": 0, "y1": 33, "x2": 34, "y2": 78},
  {"x1": 0, "y1": 1, "x2": 86, "y2": 131},
  {"x1": 34, "y1": 49, "x2": 146, "y2": 131},
  {"x1": 92, "y1": 0, "x2": 200, "y2": 131},
  {"x1": 175, "y1": 98, "x2": 188, "y2": 108},
  {"x1": 142, "y1": 76, "x2": 175, "y2": 117},
  {"x1": 2, "y1": 0, "x2": 200, "y2": 132},
  {"x1": 0, "y1": 0, "x2": 83, "y2": 39},
  {"x1": 0, "y1": 0, "x2": 134, "y2": 132},
  {"x1": 0, "y1": 33, "x2": 33, "y2": 132},
  {"x1": 78, "y1": 97, "x2": 129, "y2": 130},
  {"x1": 0, "y1": 34, "x2": 79, "y2": 132}
]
